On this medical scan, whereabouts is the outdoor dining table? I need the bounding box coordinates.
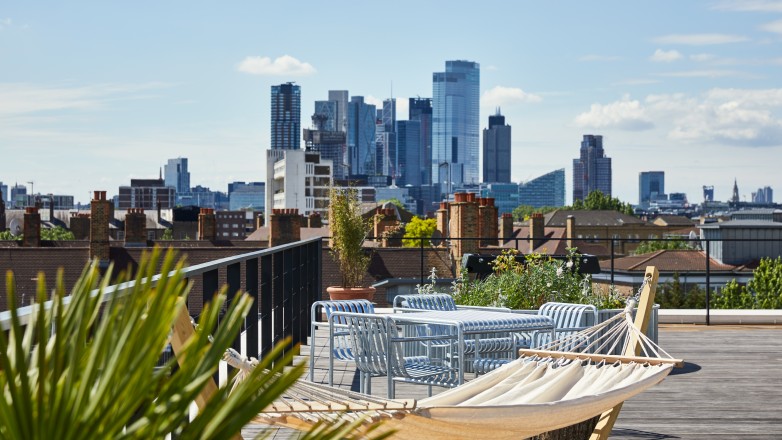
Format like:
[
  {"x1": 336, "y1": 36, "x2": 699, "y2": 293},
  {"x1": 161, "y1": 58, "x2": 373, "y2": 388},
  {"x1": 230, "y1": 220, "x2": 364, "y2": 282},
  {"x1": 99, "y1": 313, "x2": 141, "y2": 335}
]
[{"x1": 388, "y1": 309, "x2": 556, "y2": 384}]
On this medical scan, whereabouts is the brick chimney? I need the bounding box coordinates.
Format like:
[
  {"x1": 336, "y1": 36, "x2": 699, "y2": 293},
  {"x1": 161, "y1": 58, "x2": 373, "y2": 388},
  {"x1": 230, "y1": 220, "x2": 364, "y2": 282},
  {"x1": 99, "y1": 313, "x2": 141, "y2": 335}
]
[
  {"x1": 373, "y1": 207, "x2": 397, "y2": 242},
  {"x1": 269, "y1": 208, "x2": 302, "y2": 247},
  {"x1": 23, "y1": 206, "x2": 41, "y2": 247},
  {"x1": 198, "y1": 208, "x2": 217, "y2": 241},
  {"x1": 0, "y1": 189, "x2": 5, "y2": 232},
  {"x1": 500, "y1": 213, "x2": 514, "y2": 245},
  {"x1": 566, "y1": 215, "x2": 576, "y2": 249},
  {"x1": 529, "y1": 212, "x2": 545, "y2": 253},
  {"x1": 478, "y1": 197, "x2": 498, "y2": 247},
  {"x1": 124, "y1": 208, "x2": 147, "y2": 246},
  {"x1": 449, "y1": 192, "x2": 479, "y2": 266},
  {"x1": 308, "y1": 212, "x2": 322, "y2": 228},
  {"x1": 70, "y1": 212, "x2": 91, "y2": 240},
  {"x1": 90, "y1": 191, "x2": 110, "y2": 262},
  {"x1": 256, "y1": 213, "x2": 265, "y2": 229},
  {"x1": 436, "y1": 201, "x2": 449, "y2": 245}
]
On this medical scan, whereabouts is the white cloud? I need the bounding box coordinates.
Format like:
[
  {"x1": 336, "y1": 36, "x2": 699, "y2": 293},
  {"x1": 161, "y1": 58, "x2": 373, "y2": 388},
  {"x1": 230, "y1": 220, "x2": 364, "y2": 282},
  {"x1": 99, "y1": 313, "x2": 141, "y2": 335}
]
[
  {"x1": 760, "y1": 19, "x2": 782, "y2": 34},
  {"x1": 577, "y1": 89, "x2": 782, "y2": 146},
  {"x1": 713, "y1": 0, "x2": 782, "y2": 12},
  {"x1": 0, "y1": 82, "x2": 168, "y2": 116},
  {"x1": 481, "y1": 86, "x2": 542, "y2": 108},
  {"x1": 363, "y1": 95, "x2": 383, "y2": 108},
  {"x1": 236, "y1": 55, "x2": 316, "y2": 76},
  {"x1": 579, "y1": 54, "x2": 620, "y2": 62},
  {"x1": 574, "y1": 96, "x2": 654, "y2": 130},
  {"x1": 652, "y1": 33, "x2": 750, "y2": 45},
  {"x1": 484, "y1": 65, "x2": 499, "y2": 71},
  {"x1": 650, "y1": 49, "x2": 683, "y2": 62},
  {"x1": 614, "y1": 79, "x2": 661, "y2": 86}
]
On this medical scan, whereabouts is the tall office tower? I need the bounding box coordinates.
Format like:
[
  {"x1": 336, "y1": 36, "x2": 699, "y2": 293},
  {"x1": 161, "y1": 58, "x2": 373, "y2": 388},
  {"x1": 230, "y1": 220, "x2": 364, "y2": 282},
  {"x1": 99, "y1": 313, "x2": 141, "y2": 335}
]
[
  {"x1": 409, "y1": 98, "x2": 433, "y2": 185},
  {"x1": 270, "y1": 82, "x2": 301, "y2": 150},
  {"x1": 703, "y1": 185, "x2": 714, "y2": 203},
  {"x1": 347, "y1": 96, "x2": 377, "y2": 176},
  {"x1": 0, "y1": 182, "x2": 7, "y2": 205},
  {"x1": 164, "y1": 158, "x2": 191, "y2": 194},
  {"x1": 396, "y1": 120, "x2": 421, "y2": 186},
  {"x1": 482, "y1": 109, "x2": 511, "y2": 183},
  {"x1": 313, "y1": 100, "x2": 338, "y2": 132},
  {"x1": 303, "y1": 109, "x2": 348, "y2": 179},
  {"x1": 519, "y1": 168, "x2": 566, "y2": 208},
  {"x1": 328, "y1": 90, "x2": 349, "y2": 133},
  {"x1": 10, "y1": 184, "x2": 27, "y2": 208},
  {"x1": 572, "y1": 134, "x2": 612, "y2": 202},
  {"x1": 375, "y1": 99, "x2": 397, "y2": 178},
  {"x1": 638, "y1": 171, "x2": 665, "y2": 207},
  {"x1": 432, "y1": 60, "x2": 480, "y2": 191},
  {"x1": 752, "y1": 186, "x2": 773, "y2": 204}
]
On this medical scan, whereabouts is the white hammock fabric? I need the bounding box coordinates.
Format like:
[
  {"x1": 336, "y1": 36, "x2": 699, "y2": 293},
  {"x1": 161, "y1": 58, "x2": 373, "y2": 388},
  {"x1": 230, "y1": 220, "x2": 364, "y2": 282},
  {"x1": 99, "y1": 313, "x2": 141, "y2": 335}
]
[{"x1": 228, "y1": 304, "x2": 679, "y2": 439}]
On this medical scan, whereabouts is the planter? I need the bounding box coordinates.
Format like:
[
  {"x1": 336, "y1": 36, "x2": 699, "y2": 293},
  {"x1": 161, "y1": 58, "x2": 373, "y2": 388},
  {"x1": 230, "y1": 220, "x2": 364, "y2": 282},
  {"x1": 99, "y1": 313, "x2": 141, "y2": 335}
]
[{"x1": 326, "y1": 286, "x2": 376, "y2": 301}]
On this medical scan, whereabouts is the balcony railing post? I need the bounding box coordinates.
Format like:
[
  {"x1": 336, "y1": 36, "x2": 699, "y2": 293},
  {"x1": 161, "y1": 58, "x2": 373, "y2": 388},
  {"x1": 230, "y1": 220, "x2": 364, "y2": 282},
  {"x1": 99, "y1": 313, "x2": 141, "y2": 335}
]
[
  {"x1": 227, "y1": 263, "x2": 241, "y2": 360},
  {"x1": 706, "y1": 239, "x2": 711, "y2": 326},
  {"x1": 273, "y1": 251, "x2": 285, "y2": 358},
  {"x1": 245, "y1": 258, "x2": 259, "y2": 360},
  {"x1": 611, "y1": 238, "x2": 615, "y2": 286},
  {"x1": 291, "y1": 244, "x2": 303, "y2": 347},
  {"x1": 260, "y1": 254, "x2": 273, "y2": 359},
  {"x1": 420, "y1": 236, "x2": 425, "y2": 286}
]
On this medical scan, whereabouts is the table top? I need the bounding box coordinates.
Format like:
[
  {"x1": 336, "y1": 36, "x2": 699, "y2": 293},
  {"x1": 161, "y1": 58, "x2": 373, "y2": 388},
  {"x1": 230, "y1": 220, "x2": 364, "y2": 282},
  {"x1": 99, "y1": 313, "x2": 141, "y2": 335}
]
[{"x1": 390, "y1": 309, "x2": 555, "y2": 332}]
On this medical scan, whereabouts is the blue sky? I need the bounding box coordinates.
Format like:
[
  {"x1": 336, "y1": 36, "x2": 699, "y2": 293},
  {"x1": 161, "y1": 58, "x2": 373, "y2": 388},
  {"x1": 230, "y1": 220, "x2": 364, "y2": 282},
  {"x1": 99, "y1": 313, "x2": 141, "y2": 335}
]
[{"x1": 2, "y1": 0, "x2": 781, "y2": 205}]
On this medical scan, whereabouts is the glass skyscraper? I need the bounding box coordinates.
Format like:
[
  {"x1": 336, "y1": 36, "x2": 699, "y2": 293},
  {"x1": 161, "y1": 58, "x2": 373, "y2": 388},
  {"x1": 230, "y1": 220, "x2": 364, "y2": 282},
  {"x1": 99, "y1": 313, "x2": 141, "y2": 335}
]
[
  {"x1": 638, "y1": 171, "x2": 665, "y2": 207},
  {"x1": 396, "y1": 120, "x2": 421, "y2": 186},
  {"x1": 572, "y1": 135, "x2": 612, "y2": 202},
  {"x1": 347, "y1": 96, "x2": 377, "y2": 176},
  {"x1": 432, "y1": 60, "x2": 480, "y2": 191},
  {"x1": 270, "y1": 82, "x2": 301, "y2": 150},
  {"x1": 164, "y1": 157, "x2": 190, "y2": 193},
  {"x1": 519, "y1": 168, "x2": 566, "y2": 208},
  {"x1": 409, "y1": 98, "x2": 432, "y2": 185},
  {"x1": 482, "y1": 110, "x2": 511, "y2": 183}
]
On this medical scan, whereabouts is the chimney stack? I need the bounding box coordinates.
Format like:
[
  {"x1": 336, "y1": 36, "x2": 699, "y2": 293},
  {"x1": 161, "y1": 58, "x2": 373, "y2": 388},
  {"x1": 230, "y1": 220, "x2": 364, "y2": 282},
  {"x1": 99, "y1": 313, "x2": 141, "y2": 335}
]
[
  {"x1": 449, "y1": 192, "x2": 479, "y2": 269},
  {"x1": 23, "y1": 206, "x2": 41, "y2": 247},
  {"x1": 436, "y1": 201, "x2": 449, "y2": 245},
  {"x1": 90, "y1": 191, "x2": 111, "y2": 262},
  {"x1": 269, "y1": 208, "x2": 302, "y2": 247},
  {"x1": 373, "y1": 207, "x2": 397, "y2": 241},
  {"x1": 70, "y1": 212, "x2": 91, "y2": 240},
  {"x1": 478, "y1": 197, "x2": 498, "y2": 247},
  {"x1": 500, "y1": 213, "x2": 514, "y2": 245},
  {"x1": 198, "y1": 208, "x2": 217, "y2": 241},
  {"x1": 124, "y1": 208, "x2": 147, "y2": 246},
  {"x1": 566, "y1": 215, "x2": 576, "y2": 249},
  {"x1": 308, "y1": 211, "x2": 322, "y2": 228},
  {"x1": 529, "y1": 213, "x2": 545, "y2": 253}
]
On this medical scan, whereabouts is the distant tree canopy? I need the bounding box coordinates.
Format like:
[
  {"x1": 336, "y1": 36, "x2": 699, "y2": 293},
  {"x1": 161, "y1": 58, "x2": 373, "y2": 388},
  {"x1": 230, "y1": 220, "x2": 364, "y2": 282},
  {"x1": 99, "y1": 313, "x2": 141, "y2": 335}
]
[
  {"x1": 377, "y1": 198, "x2": 405, "y2": 210},
  {"x1": 402, "y1": 217, "x2": 437, "y2": 248},
  {"x1": 0, "y1": 226, "x2": 75, "y2": 241},
  {"x1": 511, "y1": 205, "x2": 559, "y2": 222},
  {"x1": 571, "y1": 190, "x2": 634, "y2": 215},
  {"x1": 714, "y1": 257, "x2": 782, "y2": 309},
  {"x1": 632, "y1": 237, "x2": 694, "y2": 255}
]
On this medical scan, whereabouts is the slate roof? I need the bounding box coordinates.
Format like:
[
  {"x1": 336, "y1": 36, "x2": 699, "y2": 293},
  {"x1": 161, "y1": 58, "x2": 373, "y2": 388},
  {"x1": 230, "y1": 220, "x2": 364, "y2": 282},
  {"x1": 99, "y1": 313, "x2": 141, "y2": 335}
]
[
  {"x1": 544, "y1": 210, "x2": 646, "y2": 227},
  {"x1": 600, "y1": 249, "x2": 743, "y2": 272}
]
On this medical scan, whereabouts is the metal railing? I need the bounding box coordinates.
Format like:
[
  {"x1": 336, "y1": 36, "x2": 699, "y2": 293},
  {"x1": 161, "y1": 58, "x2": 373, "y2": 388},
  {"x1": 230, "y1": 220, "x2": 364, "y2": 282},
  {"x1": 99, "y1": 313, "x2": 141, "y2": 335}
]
[{"x1": 0, "y1": 237, "x2": 323, "y2": 362}]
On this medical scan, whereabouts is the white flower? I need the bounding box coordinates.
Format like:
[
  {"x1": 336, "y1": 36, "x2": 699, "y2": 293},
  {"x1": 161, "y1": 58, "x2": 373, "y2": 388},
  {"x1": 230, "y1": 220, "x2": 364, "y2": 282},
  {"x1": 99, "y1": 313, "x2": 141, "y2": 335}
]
[
  {"x1": 566, "y1": 260, "x2": 574, "y2": 269},
  {"x1": 556, "y1": 267, "x2": 564, "y2": 277},
  {"x1": 547, "y1": 282, "x2": 552, "y2": 288}
]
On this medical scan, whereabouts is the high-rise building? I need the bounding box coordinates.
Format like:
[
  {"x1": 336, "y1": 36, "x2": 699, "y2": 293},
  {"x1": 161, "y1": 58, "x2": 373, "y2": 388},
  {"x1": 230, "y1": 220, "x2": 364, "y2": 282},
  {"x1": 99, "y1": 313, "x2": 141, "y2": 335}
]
[
  {"x1": 396, "y1": 120, "x2": 421, "y2": 186},
  {"x1": 10, "y1": 184, "x2": 27, "y2": 208},
  {"x1": 164, "y1": 158, "x2": 190, "y2": 194},
  {"x1": 519, "y1": 168, "x2": 566, "y2": 208},
  {"x1": 638, "y1": 171, "x2": 665, "y2": 207},
  {"x1": 480, "y1": 182, "x2": 520, "y2": 215},
  {"x1": 228, "y1": 181, "x2": 265, "y2": 211},
  {"x1": 482, "y1": 109, "x2": 511, "y2": 183},
  {"x1": 265, "y1": 149, "x2": 332, "y2": 218},
  {"x1": 270, "y1": 82, "x2": 301, "y2": 150},
  {"x1": 703, "y1": 185, "x2": 714, "y2": 203},
  {"x1": 0, "y1": 182, "x2": 8, "y2": 205},
  {"x1": 118, "y1": 178, "x2": 175, "y2": 209},
  {"x1": 328, "y1": 90, "x2": 349, "y2": 133},
  {"x1": 409, "y1": 98, "x2": 433, "y2": 185},
  {"x1": 432, "y1": 60, "x2": 480, "y2": 191},
  {"x1": 313, "y1": 100, "x2": 338, "y2": 132},
  {"x1": 572, "y1": 135, "x2": 612, "y2": 202},
  {"x1": 304, "y1": 108, "x2": 347, "y2": 180},
  {"x1": 752, "y1": 186, "x2": 773, "y2": 204},
  {"x1": 347, "y1": 96, "x2": 377, "y2": 176}
]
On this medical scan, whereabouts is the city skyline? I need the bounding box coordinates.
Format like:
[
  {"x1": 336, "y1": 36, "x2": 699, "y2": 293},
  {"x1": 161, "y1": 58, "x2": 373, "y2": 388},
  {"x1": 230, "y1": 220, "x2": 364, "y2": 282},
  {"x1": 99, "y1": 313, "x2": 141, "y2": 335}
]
[{"x1": 2, "y1": 1, "x2": 781, "y2": 204}]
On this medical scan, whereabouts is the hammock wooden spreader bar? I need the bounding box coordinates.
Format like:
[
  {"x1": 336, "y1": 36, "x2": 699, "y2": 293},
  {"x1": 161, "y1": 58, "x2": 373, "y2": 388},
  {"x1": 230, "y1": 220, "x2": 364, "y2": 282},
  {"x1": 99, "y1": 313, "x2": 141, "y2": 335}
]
[{"x1": 517, "y1": 349, "x2": 683, "y2": 368}]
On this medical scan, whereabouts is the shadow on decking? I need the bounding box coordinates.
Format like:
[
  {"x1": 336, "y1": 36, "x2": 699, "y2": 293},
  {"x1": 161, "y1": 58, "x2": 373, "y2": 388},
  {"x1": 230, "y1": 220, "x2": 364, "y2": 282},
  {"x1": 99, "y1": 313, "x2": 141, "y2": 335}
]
[
  {"x1": 669, "y1": 361, "x2": 701, "y2": 375},
  {"x1": 610, "y1": 428, "x2": 680, "y2": 439}
]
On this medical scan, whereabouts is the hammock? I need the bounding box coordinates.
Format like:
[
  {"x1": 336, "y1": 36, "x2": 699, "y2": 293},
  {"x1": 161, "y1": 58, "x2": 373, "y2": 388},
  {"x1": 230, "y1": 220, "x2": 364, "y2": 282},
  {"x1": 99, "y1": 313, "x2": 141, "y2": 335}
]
[{"x1": 225, "y1": 298, "x2": 682, "y2": 439}]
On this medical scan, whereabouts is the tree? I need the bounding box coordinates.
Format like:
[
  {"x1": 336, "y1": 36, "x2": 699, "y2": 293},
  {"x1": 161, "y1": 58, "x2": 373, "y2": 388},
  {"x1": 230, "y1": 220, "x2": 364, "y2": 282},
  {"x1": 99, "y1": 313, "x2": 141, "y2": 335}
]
[
  {"x1": 632, "y1": 237, "x2": 693, "y2": 255},
  {"x1": 161, "y1": 228, "x2": 174, "y2": 240},
  {"x1": 570, "y1": 190, "x2": 634, "y2": 215},
  {"x1": 747, "y1": 256, "x2": 782, "y2": 309},
  {"x1": 41, "y1": 226, "x2": 75, "y2": 240},
  {"x1": 402, "y1": 217, "x2": 437, "y2": 248},
  {"x1": 377, "y1": 198, "x2": 405, "y2": 210}
]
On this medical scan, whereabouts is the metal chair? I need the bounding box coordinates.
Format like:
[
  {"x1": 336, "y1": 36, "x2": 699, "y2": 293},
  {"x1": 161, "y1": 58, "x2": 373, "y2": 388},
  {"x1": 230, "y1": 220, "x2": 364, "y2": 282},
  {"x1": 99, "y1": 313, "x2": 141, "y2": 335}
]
[
  {"x1": 333, "y1": 311, "x2": 461, "y2": 398},
  {"x1": 309, "y1": 299, "x2": 374, "y2": 384},
  {"x1": 531, "y1": 302, "x2": 598, "y2": 348}
]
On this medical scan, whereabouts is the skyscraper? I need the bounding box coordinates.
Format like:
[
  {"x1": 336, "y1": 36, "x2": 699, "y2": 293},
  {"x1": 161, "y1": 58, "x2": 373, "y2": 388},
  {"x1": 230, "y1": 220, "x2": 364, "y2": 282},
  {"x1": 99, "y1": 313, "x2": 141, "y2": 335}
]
[
  {"x1": 270, "y1": 82, "x2": 301, "y2": 150},
  {"x1": 328, "y1": 90, "x2": 349, "y2": 133},
  {"x1": 396, "y1": 120, "x2": 421, "y2": 186},
  {"x1": 304, "y1": 108, "x2": 347, "y2": 180},
  {"x1": 519, "y1": 168, "x2": 566, "y2": 208},
  {"x1": 313, "y1": 100, "x2": 338, "y2": 132},
  {"x1": 572, "y1": 135, "x2": 612, "y2": 202},
  {"x1": 752, "y1": 186, "x2": 773, "y2": 204},
  {"x1": 409, "y1": 98, "x2": 433, "y2": 185},
  {"x1": 482, "y1": 109, "x2": 511, "y2": 183},
  {"x1": 432, "y1": 60, "x2": 480, "y2": 190},
  {"x1": 164, "y1": 157, "x2": 190, "y2": 194},
  {"x1": 347, "y1": 96, "x2": 377, "y2": 176},
  {"x1": 638, "y1": 171, "x2": 665, "y2": 207},
  {"x1": 376, "y1": 99, "x2": 397, "y2": 178}
]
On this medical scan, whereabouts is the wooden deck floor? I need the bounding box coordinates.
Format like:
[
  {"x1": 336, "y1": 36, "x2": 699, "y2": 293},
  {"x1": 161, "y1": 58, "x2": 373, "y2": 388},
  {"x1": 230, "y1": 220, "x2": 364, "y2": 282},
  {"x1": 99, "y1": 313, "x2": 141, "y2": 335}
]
[{"x1": 243, "y1": 325, "x2": 782, "y2": 440}]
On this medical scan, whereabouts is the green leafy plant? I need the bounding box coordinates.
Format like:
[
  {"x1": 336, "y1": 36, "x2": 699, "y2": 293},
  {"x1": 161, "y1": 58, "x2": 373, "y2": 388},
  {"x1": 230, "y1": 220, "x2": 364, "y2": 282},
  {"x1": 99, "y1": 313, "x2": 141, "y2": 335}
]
[
  {"x1": 632, "y1": 237, "x2": 694, "y2": 255},
  {"x1": 161, "y1": 228, "x2": 174, "y2": 240},
  {"x1": 0, "y1": 248, "x2": 382, "y2": 439},
  {"x1": 41, "y1": 226, "x2": 75, "y2": 240},
  {"x1": 0, "y1": 230, "x2": 18, "y2": 240},
  {"x1": 402, "y1": 217, "x2": 437, "y2": 248},
  {"x1": 329, "y1": 187, "x2": 370, "y2": 288},
  {"x1": 714, "y1": 257, "x2": 782, "y2": 309},
  {"x1": 570, "y1": 190, "x2": 634, "y2": 215}
]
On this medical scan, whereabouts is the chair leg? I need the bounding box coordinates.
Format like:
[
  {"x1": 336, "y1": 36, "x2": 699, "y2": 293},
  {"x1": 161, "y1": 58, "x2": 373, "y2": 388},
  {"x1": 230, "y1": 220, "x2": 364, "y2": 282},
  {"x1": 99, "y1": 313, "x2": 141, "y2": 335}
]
[
  {"x1": 366, "y1": 374, "x2": 371, "y2": 395},
  {"x1": 428, "y1": 385, "x2": 432, "y2": 397}
]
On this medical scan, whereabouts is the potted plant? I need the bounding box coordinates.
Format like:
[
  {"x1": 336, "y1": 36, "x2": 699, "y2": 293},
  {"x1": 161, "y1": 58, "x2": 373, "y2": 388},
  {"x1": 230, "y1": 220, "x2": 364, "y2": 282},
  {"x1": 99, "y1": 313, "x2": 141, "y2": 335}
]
[{"x1": 327, "y1": 187, "x2": 375, "y2": 301}]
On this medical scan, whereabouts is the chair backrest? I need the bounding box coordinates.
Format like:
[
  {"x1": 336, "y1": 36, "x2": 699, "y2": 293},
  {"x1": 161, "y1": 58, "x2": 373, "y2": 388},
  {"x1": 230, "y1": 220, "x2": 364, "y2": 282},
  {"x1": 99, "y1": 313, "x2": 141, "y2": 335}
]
[
  {"x1": 393, "y1": 293, "x2": 457, "y2": 311},
  {"x1": 311, "y1": 300, "x2": 374, "y2": 361},
  {"x1": 335, "y1": 312, "x2": 392, "y2": 376},
  {"x1": 538, "y1": 302, "x2": 598, "y2": 330}
]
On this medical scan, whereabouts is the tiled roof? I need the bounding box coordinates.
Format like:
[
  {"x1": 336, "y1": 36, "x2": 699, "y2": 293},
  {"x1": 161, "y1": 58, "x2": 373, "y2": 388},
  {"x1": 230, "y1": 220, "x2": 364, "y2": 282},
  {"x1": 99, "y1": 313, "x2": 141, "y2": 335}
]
[
  {"x1": 601, "y1": 249, "x2": 740, "y2": 272},
  {"x1": 545, "y1": 210, "x2": 646, "y2": 227},
  {"x1": 699, "y1": 220, "x2": 782, "y2": 229},
  {"x1": 652, "y1": 215, "x2": 695, "y2": 227}
]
